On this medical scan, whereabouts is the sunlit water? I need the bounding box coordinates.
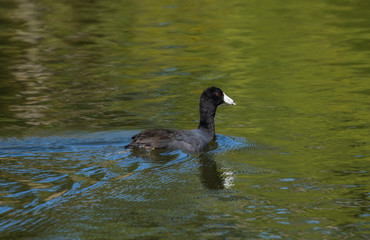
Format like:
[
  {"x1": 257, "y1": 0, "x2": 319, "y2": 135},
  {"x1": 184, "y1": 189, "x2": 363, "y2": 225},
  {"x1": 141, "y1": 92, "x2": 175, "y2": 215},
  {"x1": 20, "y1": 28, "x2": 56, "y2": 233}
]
[
  {"x1": 1, "y1": 131, "x2": 264, "y2": 239},
  {"x1": 1, "y1": 0, "x2": 369, "y2": 239}
]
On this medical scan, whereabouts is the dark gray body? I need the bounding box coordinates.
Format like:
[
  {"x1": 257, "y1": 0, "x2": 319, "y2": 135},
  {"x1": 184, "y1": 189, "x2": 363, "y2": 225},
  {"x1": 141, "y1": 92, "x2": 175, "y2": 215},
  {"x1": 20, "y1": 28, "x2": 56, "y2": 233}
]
[{"x1": 125, "y1": 128, "x2": 214, "y2": 153}]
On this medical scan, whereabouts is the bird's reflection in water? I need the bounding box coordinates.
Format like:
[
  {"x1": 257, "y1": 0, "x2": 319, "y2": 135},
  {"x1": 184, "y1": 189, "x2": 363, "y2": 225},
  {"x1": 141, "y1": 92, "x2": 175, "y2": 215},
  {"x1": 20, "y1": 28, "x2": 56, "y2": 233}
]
[
  {"x1": 127, "y1": 147, "x2": 182, "y2": 162},
  {"x1": 198, "y1": 139, "x2": 226, "y2": 190},
  {"x1": 198, "y1": 152, "x2": 225, "y2": 190},
  {"x1": 126, "y1": 138, "x2": 229, "y2": 190}
]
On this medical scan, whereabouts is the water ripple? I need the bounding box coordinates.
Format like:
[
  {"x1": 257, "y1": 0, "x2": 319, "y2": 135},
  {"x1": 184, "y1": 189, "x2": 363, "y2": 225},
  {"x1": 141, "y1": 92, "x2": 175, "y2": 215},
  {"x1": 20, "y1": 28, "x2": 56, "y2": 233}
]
[{"x1": 0, "y1": 130, "x2": 275, "y2": 234}]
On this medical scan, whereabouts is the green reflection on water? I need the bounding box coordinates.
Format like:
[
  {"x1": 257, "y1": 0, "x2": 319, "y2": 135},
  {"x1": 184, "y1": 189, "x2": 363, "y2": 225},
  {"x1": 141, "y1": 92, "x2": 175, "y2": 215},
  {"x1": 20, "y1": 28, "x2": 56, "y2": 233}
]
[{"x1": 0, "y1": 0, "x2": 369, "y2": 239}]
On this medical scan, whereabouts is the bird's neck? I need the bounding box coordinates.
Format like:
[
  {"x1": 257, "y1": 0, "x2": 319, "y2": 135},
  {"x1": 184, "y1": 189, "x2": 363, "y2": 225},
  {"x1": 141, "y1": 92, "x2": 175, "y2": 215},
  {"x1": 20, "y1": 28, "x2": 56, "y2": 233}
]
[{"x1": 197, "y1": 101, "x2": 217, "y2": 138}]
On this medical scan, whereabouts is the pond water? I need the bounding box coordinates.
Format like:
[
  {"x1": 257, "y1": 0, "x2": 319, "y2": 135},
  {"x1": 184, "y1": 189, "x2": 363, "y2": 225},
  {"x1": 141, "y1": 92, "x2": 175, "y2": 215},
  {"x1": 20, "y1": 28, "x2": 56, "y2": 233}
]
[{"x1": 1, "y1": 0, "x2": 369, "y2": 239}]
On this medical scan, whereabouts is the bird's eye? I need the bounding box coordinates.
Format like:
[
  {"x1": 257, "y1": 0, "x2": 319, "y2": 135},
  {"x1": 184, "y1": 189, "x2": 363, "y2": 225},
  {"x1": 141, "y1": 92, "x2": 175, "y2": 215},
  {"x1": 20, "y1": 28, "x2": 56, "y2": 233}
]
[{"x1": 215, "y1": 92, "x2": 221, "y2": 97}]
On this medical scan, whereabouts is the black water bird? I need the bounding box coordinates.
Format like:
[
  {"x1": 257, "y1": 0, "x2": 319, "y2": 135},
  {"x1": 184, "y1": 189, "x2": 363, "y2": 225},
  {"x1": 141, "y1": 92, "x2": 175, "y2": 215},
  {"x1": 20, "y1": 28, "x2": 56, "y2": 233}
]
[{"x1": 125, "y1": 87, "x2": 236, "y2": 152}]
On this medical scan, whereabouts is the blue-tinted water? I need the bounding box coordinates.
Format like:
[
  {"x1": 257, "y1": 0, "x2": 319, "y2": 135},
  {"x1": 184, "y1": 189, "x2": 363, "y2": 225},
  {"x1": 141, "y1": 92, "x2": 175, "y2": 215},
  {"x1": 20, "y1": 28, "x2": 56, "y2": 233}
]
[
  {"x1": 1, "y1": 131, "x2": 272, "y2": 239},
  {"x1": 0, "y1": 0, "x2": 369, "y2": 238}
]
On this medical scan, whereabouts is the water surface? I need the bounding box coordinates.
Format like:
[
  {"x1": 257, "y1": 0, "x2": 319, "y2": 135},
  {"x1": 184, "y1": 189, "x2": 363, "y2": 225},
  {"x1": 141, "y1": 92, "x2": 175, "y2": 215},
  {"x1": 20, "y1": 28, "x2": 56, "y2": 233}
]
[{"x1": 1, "y1": 0, "x2": 369, "y2": 239}]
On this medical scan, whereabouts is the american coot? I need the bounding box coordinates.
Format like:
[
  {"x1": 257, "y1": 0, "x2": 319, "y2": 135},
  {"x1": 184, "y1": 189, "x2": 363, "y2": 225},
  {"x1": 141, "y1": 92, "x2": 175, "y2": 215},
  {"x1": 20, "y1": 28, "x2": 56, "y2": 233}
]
[{"x1": 125, "y1": 87, "x2": 236, "y2": 152}]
